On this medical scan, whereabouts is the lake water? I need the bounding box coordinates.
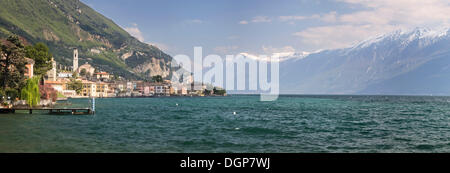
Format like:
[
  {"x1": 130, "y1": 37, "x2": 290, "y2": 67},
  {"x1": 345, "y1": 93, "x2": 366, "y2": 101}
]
[{"x1": 1, "y1": 95, "x2": 450, "y2": 153}]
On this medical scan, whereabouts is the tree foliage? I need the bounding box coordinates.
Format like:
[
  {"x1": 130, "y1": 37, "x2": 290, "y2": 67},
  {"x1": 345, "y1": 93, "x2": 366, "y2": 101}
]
[
  {"x1": 79, "y1": 68, "x2": 87, "y2": 77},
  {"x1": 0, "y1": 35, "x2": 27, "y2": 92},
  {"x1": 25, "y1": 42, "x2": 52, "y2": 76},
  {"x1": 40, "y1": 84, "x2": 57, "y2": 102},
  {"x1": 213, "y1": 87, "x2": 226, "y2": 96},
  {"x1": 152, "y1": 75, "x2": 163, "y2": 83},
  {"x1": 20, "y1": 76, "x2": 41, "y2": 107},
  {"x1": 67, "y1": 79, "x2": 82, "y2": 94}
]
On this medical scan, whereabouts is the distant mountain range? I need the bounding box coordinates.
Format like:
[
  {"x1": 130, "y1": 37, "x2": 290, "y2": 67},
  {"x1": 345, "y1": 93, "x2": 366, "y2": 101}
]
[
  {"x1": 0, "y1": 0, "x2": 173, "y2": 80},
  {"x1": 279, "y1": 27, "x2": 450, "y2": 95}
]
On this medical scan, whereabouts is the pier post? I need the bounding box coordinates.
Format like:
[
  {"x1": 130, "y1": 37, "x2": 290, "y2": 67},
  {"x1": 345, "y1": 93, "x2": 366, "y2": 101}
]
[
  {"x1": 29, "y1": 109, "x2": 32, "y2": 114},
  {"x1": 92, "y1": 97, "x2": 95, "y2": 114}
]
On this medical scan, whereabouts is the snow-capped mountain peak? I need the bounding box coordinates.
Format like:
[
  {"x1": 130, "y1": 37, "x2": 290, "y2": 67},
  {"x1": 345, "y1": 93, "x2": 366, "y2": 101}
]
[
  {"x1": 279, "y1": 26, "x2": 450, "y2": 95},
  {"x1": 352, "y1": 27, "x2": 450, "y2": 50},
  {"x1": 239, "y1": 51, "x2": 310, "y2": 62}
]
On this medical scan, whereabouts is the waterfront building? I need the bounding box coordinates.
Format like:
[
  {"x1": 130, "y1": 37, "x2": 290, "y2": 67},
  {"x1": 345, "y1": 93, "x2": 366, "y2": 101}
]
[
  {"x1": 170, "y1": 87, "x2": 177, "y2": 95},
  {"x1": 179, "y1": 86, "x2": 188, "y2": 95},
  {"x1": 95, "y1": 82, "x2": 109, "y2": 97},
  {"x1": 151, "y1": 83, "x2": 171, "y2": 96},
  {"x1": 148, "y1": 86, "x2": 155, "y2": 95},
  {"x1": 126, "y1": 82, "x2": 133, "y2": 92},
  {"x1": 131, "y1": 91, "x2": 142, "y2": 97},
  {"x1": 107, "y1": 88, "x2": 116, "y2": 97},
  {"x1": 44, "y1": 80, "x2": 66, "y2": 92},
  {"x1": 154, "y1": 85, "x2": 165, "y2": 95},
  {"x1": 81, "y1": 80, "x2": 96, "y2": 97},
  {"x1": 144, "y1": 86, "x2": 150, "y2": 96},
  {"x1": 172, "y1": 83, "x2": 188, "y2": 96},
  {"x1": 80, "y1": 80, "x2": 110, "y2": 97},
  {"x1": 118, "y1": 83, "x2": 125, "y2": 92},
  {"x1": 62, "y1": 90, "x2": 77, "y2": 98}
]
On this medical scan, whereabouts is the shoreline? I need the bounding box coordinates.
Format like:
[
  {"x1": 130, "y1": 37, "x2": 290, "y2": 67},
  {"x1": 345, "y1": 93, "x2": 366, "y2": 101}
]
[{"x1": 66, "y1": 95, "x2": 229, "y2": 99}]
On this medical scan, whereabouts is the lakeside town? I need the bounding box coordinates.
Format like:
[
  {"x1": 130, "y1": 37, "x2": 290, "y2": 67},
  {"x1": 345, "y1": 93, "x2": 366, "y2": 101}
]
[
  {"x1": 46, "y1": 48, "x2": 225, "y2": 99},
  {"x1": 1, "y1": 36, "x2": 226, "y2": 109}
]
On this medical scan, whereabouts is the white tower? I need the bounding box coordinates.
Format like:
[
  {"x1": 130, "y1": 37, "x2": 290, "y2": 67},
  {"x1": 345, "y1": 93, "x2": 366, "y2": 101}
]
[
  {"x1": 51, "y1": 57, "x2": 57, "y2": 81},
  {"x1": 73, "y1": 48, "x2": 79, "y2": 72}
]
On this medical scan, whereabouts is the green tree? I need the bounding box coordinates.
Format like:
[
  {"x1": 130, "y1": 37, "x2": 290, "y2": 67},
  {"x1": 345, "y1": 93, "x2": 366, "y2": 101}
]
[
  {"x1": 79, "y1": 68, "x2": 87, "y2": 77},
  {"x1": 152, "y1": 75, "x2": 163, "y2": 83},
  {"x1": 5, "y1": 88, "x2": 19, "y2": 100},
  {"x1": 0, "y1": 35, "x2": 27, "y2": 91},
  {"x1": 20, "y1": 76, "x2": 41, "y2": 108},
  {"x1": 0, "y1": 88, "x2": 4, "y2": 101},
  {"x1": 25, "y1": 43, "x2": 52, "y2": 76},
  {"x1": 213, "y1": 87, "x2": 226, "y2": 96},
  {"x1": 67, "y1": 79, "x2": 82, "y2": 94},
  {"x1": 72, "y1": 71, "x2": 78, "y2": 79},
  {"x1": 203, "y1": 89, "x2": 212, "y2": 96}
]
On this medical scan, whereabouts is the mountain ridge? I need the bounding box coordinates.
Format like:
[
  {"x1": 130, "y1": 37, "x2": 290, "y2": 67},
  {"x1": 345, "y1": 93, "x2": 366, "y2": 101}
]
[{"x1": 279, "y1": 27, "x2": 450, "y2": 95}]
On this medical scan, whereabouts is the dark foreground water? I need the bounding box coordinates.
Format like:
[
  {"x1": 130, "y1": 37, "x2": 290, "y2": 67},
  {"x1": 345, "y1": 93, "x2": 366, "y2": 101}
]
[{"x1": 1, "y1": 95, "x2": 450, "y2": 153}]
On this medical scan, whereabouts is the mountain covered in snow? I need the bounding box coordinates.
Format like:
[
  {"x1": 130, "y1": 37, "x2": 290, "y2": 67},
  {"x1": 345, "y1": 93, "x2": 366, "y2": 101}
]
[{"x1": 279, "y1": 27, "x2": 450, "y2": 95}]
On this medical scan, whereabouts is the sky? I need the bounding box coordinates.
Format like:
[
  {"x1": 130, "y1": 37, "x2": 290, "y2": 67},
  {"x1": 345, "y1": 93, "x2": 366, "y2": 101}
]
[{"x1": 81, "y1": 0, "x2": 450, "y2": 57}]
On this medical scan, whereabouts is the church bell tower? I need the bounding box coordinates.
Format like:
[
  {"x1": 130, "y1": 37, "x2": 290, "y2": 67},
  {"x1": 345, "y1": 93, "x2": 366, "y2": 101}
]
[{"x1": 73, "y1": 48, "x2": 79, "y2": 72}]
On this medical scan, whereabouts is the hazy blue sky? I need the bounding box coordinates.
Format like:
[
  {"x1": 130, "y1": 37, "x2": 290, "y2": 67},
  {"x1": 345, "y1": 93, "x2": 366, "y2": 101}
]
[{"x1": 81, "y1": 0, "x2": 450, "y2": 57}]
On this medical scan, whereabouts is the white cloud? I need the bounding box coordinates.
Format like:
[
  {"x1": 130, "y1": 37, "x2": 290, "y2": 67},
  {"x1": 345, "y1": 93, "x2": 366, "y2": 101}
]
[
  {"x1": 239, "y1": 20, "x2": 249, "y2": 25},
  {"x1": 251, "y1": 16, "x2": 272, "y2": 23},
  {"x1": 320, "y1": 11, "x2": 338, "y2": 23},
  {"x1": 185, "y1": 19, "x2": 203, "y2": 24},
  {"x1": 239, "y1": 16, "x2": 272, "y2": 25},
  {"x1": 214, "y1": 46, "x2": 239, "y2": 54},
  {"x1": 337, "y1": 0, "x2": 450, "y2": 27},
  {"x1": 279, "y1": 12, "x2": 337, "y2": 23},
  {"x1": 279, "y1": 16, "x2": 308, "y2": 22},
  {"x1": 124, "y1": 24, "x2": 169, "y2": 51},
  {"x1": 124, "y1": 23, "x2": 145, "y2": 42},
  {"x1": 148, "y1": 42, "x2": 169, "y2": 51},
  {"x1": 294, "y1": 25, "x2": 396, "y2": 50},
  {"x1": 262, "y1": 46, "x2": 296, "y2": 55},
  {"x1": 293, "y1": 0, "x2": 450, "y2": 51}
]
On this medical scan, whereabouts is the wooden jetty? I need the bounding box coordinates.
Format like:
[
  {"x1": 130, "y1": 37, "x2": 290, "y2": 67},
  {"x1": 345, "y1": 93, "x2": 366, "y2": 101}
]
[{"x1": 0, "y1": 108, "x2": 94, "y2": 115}]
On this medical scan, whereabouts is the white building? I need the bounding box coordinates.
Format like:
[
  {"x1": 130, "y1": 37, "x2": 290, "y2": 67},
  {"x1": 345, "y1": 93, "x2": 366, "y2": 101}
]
[
  {"x1": 126, "y1": 82, "x2": 133, "y2": 91},
  {"x1": 58, "y1": 72, "x2": 73, "y2": 78},
  {"x1": 62, "y1": 90, "x2": 77, "y2": 98},
  {"x1": 144, "y1": 86, "x2": 150, "y2": 96},
  {"x1": 155, "y1": 86, "x2": 165, "y2": 95}
]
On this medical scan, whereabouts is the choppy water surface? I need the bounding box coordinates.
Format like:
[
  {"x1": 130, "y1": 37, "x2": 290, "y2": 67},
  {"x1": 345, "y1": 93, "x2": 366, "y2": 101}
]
[{"x1": 1, "y1": 95, "x2": 450, "y2": 153}]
